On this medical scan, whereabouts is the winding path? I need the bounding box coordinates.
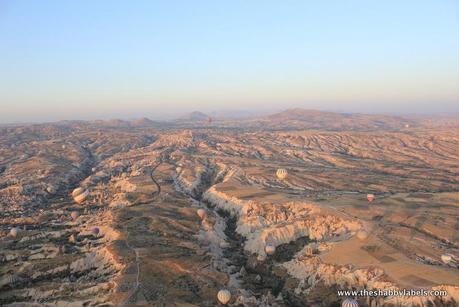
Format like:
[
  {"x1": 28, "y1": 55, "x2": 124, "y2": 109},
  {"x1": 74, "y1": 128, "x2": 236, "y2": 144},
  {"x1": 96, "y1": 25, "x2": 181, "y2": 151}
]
[{"x1": 120, "y1": 159, "x2": 162, "y2": 306}]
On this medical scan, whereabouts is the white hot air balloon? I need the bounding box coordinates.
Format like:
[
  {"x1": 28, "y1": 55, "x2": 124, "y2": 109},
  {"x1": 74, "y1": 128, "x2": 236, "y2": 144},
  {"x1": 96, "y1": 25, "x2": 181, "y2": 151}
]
[
  {"x1": 356, "y1": 230, "x2": 368, "y2": 241},
  {"x1": 46, "y1": 185, "x2": 56, "y2": 194},
  {"x1": 265, "y1": 244, "x2": 276, "y2": 256},
  {"x1": 9, "y1": 227, "x2": 18, "y2": 238},
  {"x1": 342, "y1": 298, "x2": 359, "y2": 307},
  {"x1": 276, "y1": 168, "x2": 288, "y2": 180},
  {"x1": 441, "y1": 254, "x2": 453, "y2": 264},
  {"x1": 72, "y1": 188, "x2": 89, "y2": 204},
  {"x1": 197, "y1": 209, "x2": 207, "y2": 220},
  {"x1": 367, "y1": 194, "x2": 375, "y2": 203},
  {"x1": 217, "y1": 289, "x2": 231, "y2": 305}
]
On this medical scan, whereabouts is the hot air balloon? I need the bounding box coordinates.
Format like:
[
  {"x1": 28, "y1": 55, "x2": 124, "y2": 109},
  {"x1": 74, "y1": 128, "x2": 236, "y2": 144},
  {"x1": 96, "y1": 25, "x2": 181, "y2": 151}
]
[
  {"x1": 91, "y1": 167, "x2": 96, "y2": 172},
  {"x1": 62, "y1": 144, "x2": 67, "y2": 150},
  {"x1": 208, "y1": 117, "x2": 213, "y2": 124},
  {"x1": 342, "y1": 298, "x2": 359, "y2": 307},
  {"x1": 197, "y1": 209, "x2": 207, "y2": 220},
  {"x1": 367, "y1": 194, "x2": 375, "y2": 203},
  {"x1": 46, "y1": 185, "x2": 56, "y2": 194},
  {"x1": 441, "y1": 254, "x2": 453, "y2": 264},
  {"x1": 276, "y1": 168, "x2": 288, "y2": 180},
  {"x1": 356, "y1": 230, "x2": 368, "y2": 241},
  {"x1": 72, "y1": 187, "x2": 89, "y2": 204},
  {"x1": 70, "y1": 211, "x2": 79, "y2": 220},
  {"x1": 217, "y1": 289, "x2": 231, "y2": 305},
  {"x1": 9, "y1": 227, "x2": 18, "y2": 238},
  {"x1": 91, "y1": 227, "x2": 100, "y2": 236},
  {"x1": 265, "y1": 244, "x2": 276, "y2": 255}
]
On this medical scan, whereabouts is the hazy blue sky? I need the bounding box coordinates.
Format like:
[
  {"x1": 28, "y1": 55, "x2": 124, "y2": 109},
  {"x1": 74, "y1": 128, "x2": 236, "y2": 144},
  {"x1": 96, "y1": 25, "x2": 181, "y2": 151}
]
[{"x1": 1, "y1": 0, "x2": 458, "y2": 122}]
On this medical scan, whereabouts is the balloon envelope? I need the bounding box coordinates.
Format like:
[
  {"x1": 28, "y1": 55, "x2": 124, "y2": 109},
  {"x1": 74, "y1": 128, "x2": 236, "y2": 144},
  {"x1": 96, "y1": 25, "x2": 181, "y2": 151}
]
[
  {"x1": 342, "y1": 298, "x2": 359, "y2": 307},
  {"x1": 91, "y1": 227, "x2": 100, "y2": 235},
  {"x1": 276, "y1": 168, "x2": 288, "y2": 180},
  {"x1": 217, "y1": 289, "x2": 231, "y2": 305},
  {"x1": 356, "y1": 230, "x2": 368, "y2": 240},
  {"x1": 197, "y1": 209, "x2": 206, "y2": 220},
  {"x1": 10, "y1": 227, "x2": 18, "y2": 238},
  {"x1": 441, "y1": 254, "x2": 452, "y2": 264},
  {"x1": 73, "y1": 189, "x2": 89, "y2": 204},
  {"x1": 72, "y1": 187, "x2": 84, "y2": 198},
  {"x1": 265, "y1": 244, "x2": 276, "y2": 255},
  {"x1": 46, "y1": 186, "x2": 56, "y2": 194},
  {"x1": 367, "y1": 194, "x2": 375, "y2": 202}
]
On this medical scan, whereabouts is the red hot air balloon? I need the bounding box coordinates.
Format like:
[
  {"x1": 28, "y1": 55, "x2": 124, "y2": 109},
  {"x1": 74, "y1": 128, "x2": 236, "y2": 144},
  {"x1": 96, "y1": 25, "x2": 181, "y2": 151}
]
[{"x1": 367, "y1": 194, "x2": 375, "y2": 203}]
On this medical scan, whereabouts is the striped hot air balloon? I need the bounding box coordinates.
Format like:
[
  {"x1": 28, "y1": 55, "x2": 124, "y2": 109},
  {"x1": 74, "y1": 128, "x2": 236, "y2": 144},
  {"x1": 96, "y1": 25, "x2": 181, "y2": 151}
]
[
  {"x1": 276, "y1": 168, "x2": 288, "y2": 180},
  {"x1": 217, "y1": 289, "x2": 231, "y2": 305},
  {"x1": 342, "y1": 298, "x2": 359, "y2": 307}
]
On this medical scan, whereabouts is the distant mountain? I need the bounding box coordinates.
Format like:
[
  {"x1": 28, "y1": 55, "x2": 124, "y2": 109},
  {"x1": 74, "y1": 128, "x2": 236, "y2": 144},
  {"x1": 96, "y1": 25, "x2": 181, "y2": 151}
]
[
  {"x1": 129, "y1": 117, "x2": 155, "y2": 127},
  {"x1": 178, "y1": 111, "x2": 210, "y2": 121},
  {"x1": 249, "y1": 108, "x2": 417, "y2": 131}
]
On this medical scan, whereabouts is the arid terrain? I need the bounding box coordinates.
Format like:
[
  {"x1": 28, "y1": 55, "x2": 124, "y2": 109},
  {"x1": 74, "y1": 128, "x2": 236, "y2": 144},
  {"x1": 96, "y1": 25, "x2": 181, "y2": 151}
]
[{"x1": 1, "y1": 109, "x2": 458, "y2": 307}]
